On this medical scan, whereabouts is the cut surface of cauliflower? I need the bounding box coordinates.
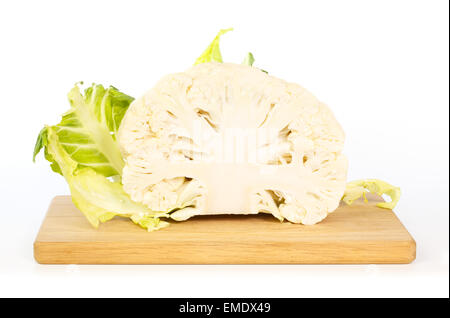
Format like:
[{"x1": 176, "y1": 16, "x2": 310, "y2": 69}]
[{"x1": 118, "y1": 62, "x2": 348, "y2": 225}]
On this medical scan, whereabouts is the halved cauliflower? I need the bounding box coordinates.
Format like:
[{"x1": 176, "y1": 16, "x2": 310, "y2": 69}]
[{"x1": 118, "y1": 62, "x2": 348, "y2": 225}]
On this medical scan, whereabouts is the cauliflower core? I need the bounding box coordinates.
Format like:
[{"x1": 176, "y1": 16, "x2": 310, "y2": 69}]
[{"x1": 118, "y1": 63, "x2": 348, "y2": 225}]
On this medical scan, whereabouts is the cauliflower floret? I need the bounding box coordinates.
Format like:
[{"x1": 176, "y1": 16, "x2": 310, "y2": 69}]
[{"x1": 118, "y1": 62, "x2": 348, "y2": 225}]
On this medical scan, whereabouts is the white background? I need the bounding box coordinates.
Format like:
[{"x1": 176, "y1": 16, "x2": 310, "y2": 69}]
[{"x1": 0, "y1": 0, "x2": 448, "y2": 297}]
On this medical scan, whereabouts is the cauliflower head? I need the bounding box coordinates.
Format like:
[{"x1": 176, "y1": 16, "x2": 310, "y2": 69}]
[{"x1": 118, "y1": 62, "x2": 348, "y2": 225}]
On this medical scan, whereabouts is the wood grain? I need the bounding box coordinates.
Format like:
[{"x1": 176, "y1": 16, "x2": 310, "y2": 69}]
[{"x1": 34, "y1": 195, "x2": 415, "y2": 264}]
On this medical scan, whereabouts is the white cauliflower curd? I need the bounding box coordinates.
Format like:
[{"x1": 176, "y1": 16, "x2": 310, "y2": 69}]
[{"x1": 118, "y1": 62, "x2": 348, "y2": 225}]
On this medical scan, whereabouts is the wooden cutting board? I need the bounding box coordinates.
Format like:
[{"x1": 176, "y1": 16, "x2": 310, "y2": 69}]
[{"x1": 34, "y1": 195, "x2": 415, "y2": 264}]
